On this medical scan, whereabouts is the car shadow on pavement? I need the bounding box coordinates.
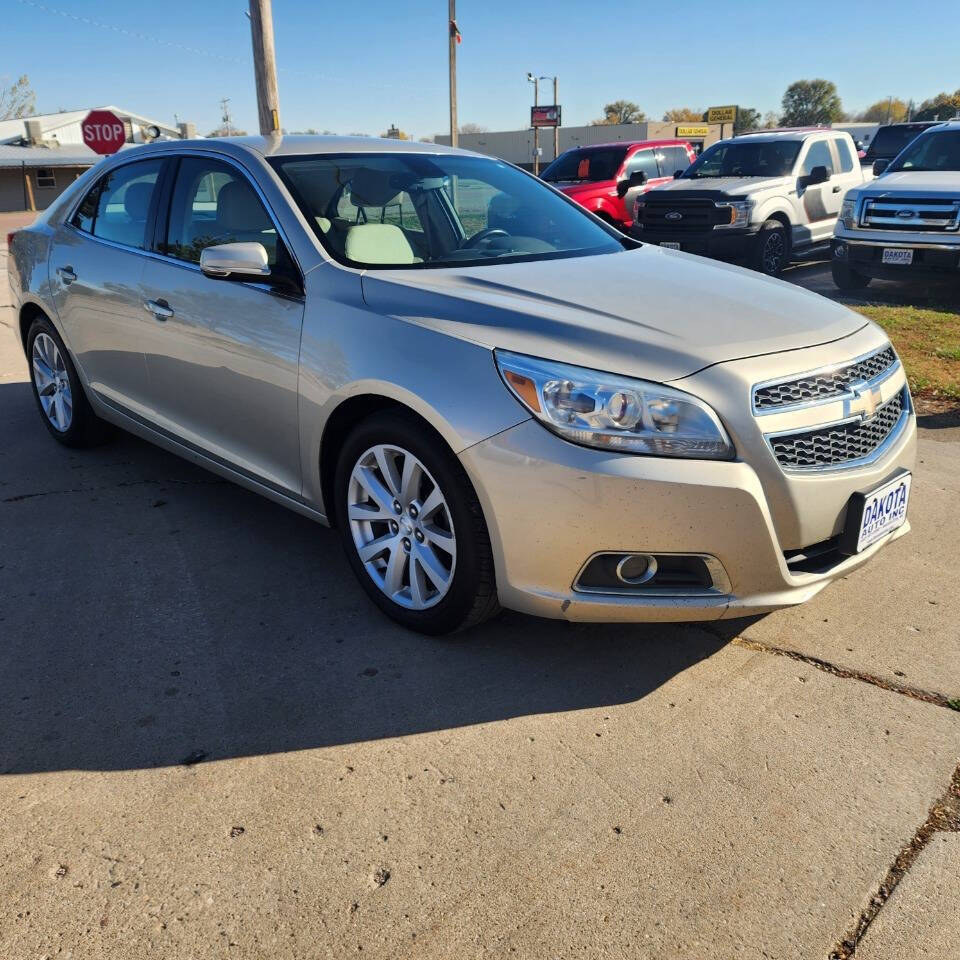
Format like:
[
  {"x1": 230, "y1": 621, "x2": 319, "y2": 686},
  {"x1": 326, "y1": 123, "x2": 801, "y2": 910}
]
[{"x1": 0, "y1": 382, "x2": 729, "y2": 775}]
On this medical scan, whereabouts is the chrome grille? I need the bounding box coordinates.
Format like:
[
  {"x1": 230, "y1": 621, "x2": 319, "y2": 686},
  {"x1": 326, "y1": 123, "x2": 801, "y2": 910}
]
[
  {"x1": 769, "y1": 390, "x2": 906, "y2": 470},
  {"x1": 753, "y1": 347, "x2": 897, "y2": 412},
  {"x1": 861, "y1": 196, "x2": 960, "y2": 232}
]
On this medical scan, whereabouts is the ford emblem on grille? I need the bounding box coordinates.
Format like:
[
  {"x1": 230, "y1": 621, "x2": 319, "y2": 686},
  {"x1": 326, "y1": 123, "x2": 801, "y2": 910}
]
[
  {"x1": 896, "y1": 209, "x2": 915, "y2": 219},
  {"x1": 665, "y1": 211, "x2": 683, "y2": 221}
]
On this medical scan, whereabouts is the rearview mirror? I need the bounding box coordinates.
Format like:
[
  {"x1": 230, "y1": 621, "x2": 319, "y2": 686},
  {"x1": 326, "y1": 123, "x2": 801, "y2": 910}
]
[
  {"x1": 801, "y1": 165, "x2": 830, "y2": 187},
  {"x1": 200, "y1": 242, "x2": 271, "y2": 278},
  {"x1": 872, "y1": 158, "x2": 890, "y2": 176}
]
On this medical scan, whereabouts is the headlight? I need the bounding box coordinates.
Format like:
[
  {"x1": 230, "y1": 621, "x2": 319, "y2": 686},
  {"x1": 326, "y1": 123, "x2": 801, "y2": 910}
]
[
  {"x1": 839, "y1": 198, "x2": 857, "y2": 230},
  {"x1": 714, "y1": 200, "x2": 753, "y2": 229},
  {"x1": 495, "y1": 350, "x2": 734, "y2": 459}
]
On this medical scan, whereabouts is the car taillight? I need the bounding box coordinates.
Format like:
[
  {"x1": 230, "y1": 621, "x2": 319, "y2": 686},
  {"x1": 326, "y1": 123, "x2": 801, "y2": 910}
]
[{"x1": 6, "y1": 231, "x2": 18, "y2": 246}]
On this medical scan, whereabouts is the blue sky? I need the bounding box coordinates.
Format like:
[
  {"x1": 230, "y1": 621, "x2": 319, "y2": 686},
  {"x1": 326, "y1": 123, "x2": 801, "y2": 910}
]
[{"x1": 7, "y1": 0, "x2": 959, "y2": 138}]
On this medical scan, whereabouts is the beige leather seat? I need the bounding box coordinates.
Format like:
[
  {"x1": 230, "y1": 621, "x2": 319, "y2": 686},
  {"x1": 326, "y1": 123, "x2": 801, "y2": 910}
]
[{"x1": 344, "y1": 223, "x2": 418, "y2": 264}]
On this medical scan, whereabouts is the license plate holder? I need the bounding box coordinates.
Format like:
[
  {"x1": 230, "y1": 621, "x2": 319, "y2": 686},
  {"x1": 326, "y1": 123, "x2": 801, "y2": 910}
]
[
  {"x1": 839, "y1": 470, "x2": 911, "y2": 555},
  {"x1": 660, "y1": 241, "x2": 681, "y2": 250},
  {"x1": 881, "y1": 248, "x2": 914, "y2": 265}
]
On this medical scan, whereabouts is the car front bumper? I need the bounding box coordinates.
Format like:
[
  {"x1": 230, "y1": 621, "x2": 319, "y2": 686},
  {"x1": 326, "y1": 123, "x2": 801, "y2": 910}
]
[
  {"x1": 832, "y1": 236, "x2": 960, "y2": 279},
  {"x1": 460, "y1": 353, "x2": 917, "y2": 624},
  {"x1": 630, "y1": 226, "x2": 762, "y2": 262}
]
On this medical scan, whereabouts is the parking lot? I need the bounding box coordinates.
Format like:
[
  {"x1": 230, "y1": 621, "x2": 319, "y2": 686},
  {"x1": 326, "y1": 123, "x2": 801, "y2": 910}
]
[{"x1": 2, "y1": 213, "x2": 959, "y2": 959}]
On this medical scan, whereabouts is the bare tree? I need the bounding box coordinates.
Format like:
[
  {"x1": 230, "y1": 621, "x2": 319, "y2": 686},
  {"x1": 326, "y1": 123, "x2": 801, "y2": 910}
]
[
  {"x1": 592, "y1": 100, "x2": 645, "y2": 125},
  {"x1": 0, "y1": 75, "x2": 36, "y2": 120},
  {"x1": 459, "y1": 122, "x2": 488, "y2": 134},
  {"x1": 206, "y1": 125, "x2": 248, "y2": 137}
]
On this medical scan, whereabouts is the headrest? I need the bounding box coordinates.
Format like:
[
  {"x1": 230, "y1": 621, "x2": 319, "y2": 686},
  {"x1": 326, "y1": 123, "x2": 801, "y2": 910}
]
[
  {"x1": 349, "y1": 168, "x2": 400, "y2": 207},
  {"x1": 344, "y1": 223, "x2": 416, "y2": 265},
  {"x1": 123, "y1": 182, "x2": 153, "y2": 219},
  {"x1": 216, "y1": 180, "x2": 272, "y2": 232}
]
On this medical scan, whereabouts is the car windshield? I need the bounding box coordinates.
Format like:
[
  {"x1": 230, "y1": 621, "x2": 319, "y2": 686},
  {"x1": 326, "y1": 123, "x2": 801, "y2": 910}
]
[
  {"x1": 270, "y1": 153, "x2": 623, "y2": 269},
  {"x1": 541, "y1": 147, "x2": 627, "y2": 183},
  {"x1": 682, "y1": 140, "x2": 801, "y2": 179},
  {"x1": 865, "y1": 125, "x2": 932, "y2": 160},
  {"x1": 888, "y1": 130, "x2": 960, "y2": 172}
]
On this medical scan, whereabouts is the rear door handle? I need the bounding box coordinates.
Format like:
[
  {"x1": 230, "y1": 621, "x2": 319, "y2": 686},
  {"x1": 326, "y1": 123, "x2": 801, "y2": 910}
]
[
  {"x1": 144, "y1": 299, "x2": 174, "y2": 320},
  {"x1": 832, "y1": 185, "x2": 842, "y2": 193},
  {"x1": 57, "y1": 266, "x2": 77, "y2": 284}
]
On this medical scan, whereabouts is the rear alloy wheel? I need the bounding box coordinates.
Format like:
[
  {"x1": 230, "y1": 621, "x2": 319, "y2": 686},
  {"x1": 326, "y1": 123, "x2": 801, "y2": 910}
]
[
  {"x1": 334, "y1": 411, "x2": 499, "y2": 634},
  {"x1": 27, "y1": 315, "x2": 109, "y2": 447},
  {"x1": 753, "y1": 220, "x2": 790, "y2": 277},
  {"x1": 832, "y1": 260, "x2": 871, "y2": 291}
]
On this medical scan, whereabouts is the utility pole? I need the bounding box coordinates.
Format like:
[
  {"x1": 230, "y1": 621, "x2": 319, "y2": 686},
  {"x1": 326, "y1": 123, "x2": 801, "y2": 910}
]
[
  {"x1": 527, "y1": 73, "x2": 539, "y2": 176},
  {"x1": 249, "y1": 0, "x2": 281, "y2": 135},
  {"x1": 220, "y1": 98, "x2": 233, "y2": 136},
  {"x1": 553, "y1": 75, "x2": 559, "y2": 162},
  {"x1": 448, "y1": 0, "x2": 458, "y2": 147}
]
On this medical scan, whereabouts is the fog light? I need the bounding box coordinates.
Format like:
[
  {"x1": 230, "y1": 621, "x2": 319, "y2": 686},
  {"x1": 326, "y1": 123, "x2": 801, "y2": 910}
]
[
  {"x1": 615, "y1": 554, "x2": 658, "y2": 585},
  {"x1": 834, "y1": 242, "x2": 847, "y2": 260}
]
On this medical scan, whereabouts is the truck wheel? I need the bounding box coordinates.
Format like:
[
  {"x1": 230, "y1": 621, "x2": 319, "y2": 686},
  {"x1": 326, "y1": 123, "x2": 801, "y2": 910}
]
[
  {"x1": 753, "y1": 220, "x2": 790, "y2": 277},
  {"x1": 831, "y1": 261, "x2": 871, "y2": 291}
]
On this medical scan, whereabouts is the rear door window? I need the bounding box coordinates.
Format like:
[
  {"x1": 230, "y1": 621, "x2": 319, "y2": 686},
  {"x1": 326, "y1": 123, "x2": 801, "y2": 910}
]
[
  {"x1": 72, "y1": 158, "x2": 164, "y2": 250},
  {"x1": 834, "y1": 138, "x2": 856, "y2": 173}
]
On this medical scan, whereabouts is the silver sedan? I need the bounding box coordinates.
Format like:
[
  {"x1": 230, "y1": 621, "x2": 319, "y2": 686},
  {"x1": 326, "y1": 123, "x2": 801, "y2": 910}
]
[{"x1": 7, "y1": 136, "x2": 915, "y2": 633}]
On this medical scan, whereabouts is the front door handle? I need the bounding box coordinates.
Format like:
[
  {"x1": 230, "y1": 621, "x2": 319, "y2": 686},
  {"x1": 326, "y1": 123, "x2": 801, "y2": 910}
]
[
  {"x1": 832, "y1": 185, "x2": 842, "y2": 193},
  {"x1": 57, "y1": 266, "x2": 77, "y2": 284},
  {"x1": 144, "y1": 299, "x2": 174, "y2": 320}
]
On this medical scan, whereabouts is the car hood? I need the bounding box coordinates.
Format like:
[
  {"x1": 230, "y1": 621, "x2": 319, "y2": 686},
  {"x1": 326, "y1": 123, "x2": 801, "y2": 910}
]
[
  {"x1": 650, "y1": 176, "x2": 791, "y2": 197},
  {"x1": 858, "y1": 171, "x2": 960, "y2": 197},
  {"x1": 360, "y1": 245, "x2": 867, "y2": 382}
]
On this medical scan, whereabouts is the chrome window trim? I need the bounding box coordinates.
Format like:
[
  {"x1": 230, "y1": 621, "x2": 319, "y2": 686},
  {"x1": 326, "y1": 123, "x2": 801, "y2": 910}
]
[
  {"x1": 751, "y1": 345, "x2": 900, "y2": 416},
  {"x1": 62, "y1": 147, "x2": 305, "y2": 281},
  {"x1": 763, "y1": 386, "x2": 912, "y2": 474},
  {"x1": 572, "y1": 552, "x2": 732, "y2": 598}
]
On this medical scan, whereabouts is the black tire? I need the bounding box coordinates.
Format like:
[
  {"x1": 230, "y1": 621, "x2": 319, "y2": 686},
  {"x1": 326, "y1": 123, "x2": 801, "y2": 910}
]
[
  {"x1": 832, "y1": 260, "x2": 871, "y2": 291},
  {"x1": 752, "y1": 220, "x2": 790, "y2": 276},
  {"x1": 333, "y1": 410, "x2": 500, "y2": 635},
  {"x1": 26, "y1": 314, "x2": 110, "y2": 448}
]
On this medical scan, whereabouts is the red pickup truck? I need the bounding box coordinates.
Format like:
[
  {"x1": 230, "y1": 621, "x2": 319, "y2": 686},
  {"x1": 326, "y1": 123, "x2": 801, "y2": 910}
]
[{"x1": 541, "y1": 139, "x2": 696, "y2": 230}]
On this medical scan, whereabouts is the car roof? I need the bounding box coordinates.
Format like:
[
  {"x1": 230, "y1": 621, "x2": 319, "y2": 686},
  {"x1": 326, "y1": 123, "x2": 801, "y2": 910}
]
[
  {"x1": 130, "y1": 134, "x2": 475, "y2": 160},
  {"x1": 733, "y1": 128, "x2": 838, "y2": 142},
  {"x1": 570, "y1": 139, "x2": 690, "y2": 151}
]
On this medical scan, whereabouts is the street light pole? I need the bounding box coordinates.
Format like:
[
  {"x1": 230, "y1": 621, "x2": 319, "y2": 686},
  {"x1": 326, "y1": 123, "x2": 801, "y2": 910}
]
[
  {"x1": 449, "y1": 0, "x2": 458, "y2": 148},
  {"x1": 249, "y1": 0, "x2": 281, "y2": 135}
]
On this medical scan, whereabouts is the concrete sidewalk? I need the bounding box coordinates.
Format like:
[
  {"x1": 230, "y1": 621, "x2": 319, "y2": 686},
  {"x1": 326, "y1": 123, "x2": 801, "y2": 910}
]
[{"x1": 1, "y1": 226, "x2": 958, "y2": 959}]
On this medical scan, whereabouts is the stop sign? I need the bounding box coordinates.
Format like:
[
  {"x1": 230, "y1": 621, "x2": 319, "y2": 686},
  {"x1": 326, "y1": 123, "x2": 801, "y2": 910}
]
[{"x1": 81, "y1": 109, "x2": 127, "y2": 155}]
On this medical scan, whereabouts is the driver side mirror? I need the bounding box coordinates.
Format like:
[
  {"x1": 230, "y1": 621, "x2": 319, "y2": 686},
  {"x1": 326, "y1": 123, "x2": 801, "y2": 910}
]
[
  {"x1": 873, "y1": 159, "x2": 890, "y2": 176},
  {"x1": 800, "y1": 165, "x2": 830, "y2": 187},
  {"x1": 200, "y1": 242, "x2": 271, "y2": 279},
  {"x1": 616, "y1": 170, "x2": 647, "y2": 197}
]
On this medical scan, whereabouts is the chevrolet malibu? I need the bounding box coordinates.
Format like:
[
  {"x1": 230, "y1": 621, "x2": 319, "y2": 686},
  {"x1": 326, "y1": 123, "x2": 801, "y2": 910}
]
[{"x1": 7, "y1": 136, "x2": 916, "y2": 634}]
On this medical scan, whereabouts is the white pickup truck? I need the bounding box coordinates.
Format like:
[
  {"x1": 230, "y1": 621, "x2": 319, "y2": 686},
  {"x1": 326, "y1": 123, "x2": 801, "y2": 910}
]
[
  {"x1": 631, "y1": 129, "x2": 864, "y2": 276},
  {"x1": 832, "y1": 121, "x2": 960, "y2": 289}
]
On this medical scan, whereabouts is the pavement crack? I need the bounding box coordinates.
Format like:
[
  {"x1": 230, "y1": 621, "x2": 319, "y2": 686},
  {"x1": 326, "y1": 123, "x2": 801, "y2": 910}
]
[
  {"x1": 2, "y1": 477, "x2": 226, "y2": 503},
  {"x1": 829, "y1": 763, "x2": 960, "y2": 958},
  {"x1": 727, "y1": 635, "x2": 960, "y2": 713}
]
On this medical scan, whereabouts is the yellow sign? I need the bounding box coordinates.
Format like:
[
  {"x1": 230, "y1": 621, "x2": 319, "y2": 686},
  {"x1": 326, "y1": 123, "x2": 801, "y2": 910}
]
[
  {"x1": 676, "y1": 125, "x2": 709, "y2": 137},
  {"x1": 707, "y1": 106, "x2": 737, "y2": 123}
]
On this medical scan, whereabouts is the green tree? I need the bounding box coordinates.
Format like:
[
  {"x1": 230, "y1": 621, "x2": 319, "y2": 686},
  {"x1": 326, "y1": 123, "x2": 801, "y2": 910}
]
[
  {"x1": 780, "y1": 79, "x2": 844, "y2": 126},
  {"x1": 592, "y1": 100, "x2": 645, "y2": 125},
  {"x1": 0, "y1": 74, "x2": 36, "y2": 120},
  {"x1": 857, "y1": 98, "x2": 909, "y2": 123},
  {"x1": 662, "y1": 107, "x2": 702, "y2": 122},
  {"x1": 913, "y1": 90, "x2": 960, "y2": 121},
  {"x1": 734, "y1": 107, "x2": 761, "y2": 134}
]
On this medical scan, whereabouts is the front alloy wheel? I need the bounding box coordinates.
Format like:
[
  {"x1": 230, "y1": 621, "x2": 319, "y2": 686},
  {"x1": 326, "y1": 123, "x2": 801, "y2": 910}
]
[
  {"x1": 347, "y1": 444, "x2": 456, "y2": 610},
  {"x1": 334, "y1": 411, "x2": 499, "y2": 634}
]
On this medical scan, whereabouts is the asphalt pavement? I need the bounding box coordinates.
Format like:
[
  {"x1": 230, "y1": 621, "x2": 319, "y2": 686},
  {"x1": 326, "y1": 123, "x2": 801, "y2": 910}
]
[{"x1": 2, "y1": 213, "x2": 958, "y2": 959}]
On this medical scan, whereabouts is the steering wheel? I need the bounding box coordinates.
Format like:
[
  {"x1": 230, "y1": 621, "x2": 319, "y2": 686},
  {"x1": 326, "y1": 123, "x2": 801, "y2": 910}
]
[{"x1": 462, "y1": 227, "x2": 509, "y2": 249}]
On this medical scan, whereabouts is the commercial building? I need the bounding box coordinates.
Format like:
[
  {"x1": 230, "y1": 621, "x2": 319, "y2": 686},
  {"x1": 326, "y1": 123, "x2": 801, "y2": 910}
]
[
  {"x1": 437, "y1": 121, "x2": 734, "y2": 169},
  {"x1": 0, "y1": 107, "x2": 195, "y2": 213}
]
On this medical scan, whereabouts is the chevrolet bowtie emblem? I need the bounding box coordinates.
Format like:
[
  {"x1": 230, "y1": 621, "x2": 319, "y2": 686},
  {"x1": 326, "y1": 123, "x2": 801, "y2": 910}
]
[{"x1": 847, "y1": 381, "x2": 882, "y2": 419}]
